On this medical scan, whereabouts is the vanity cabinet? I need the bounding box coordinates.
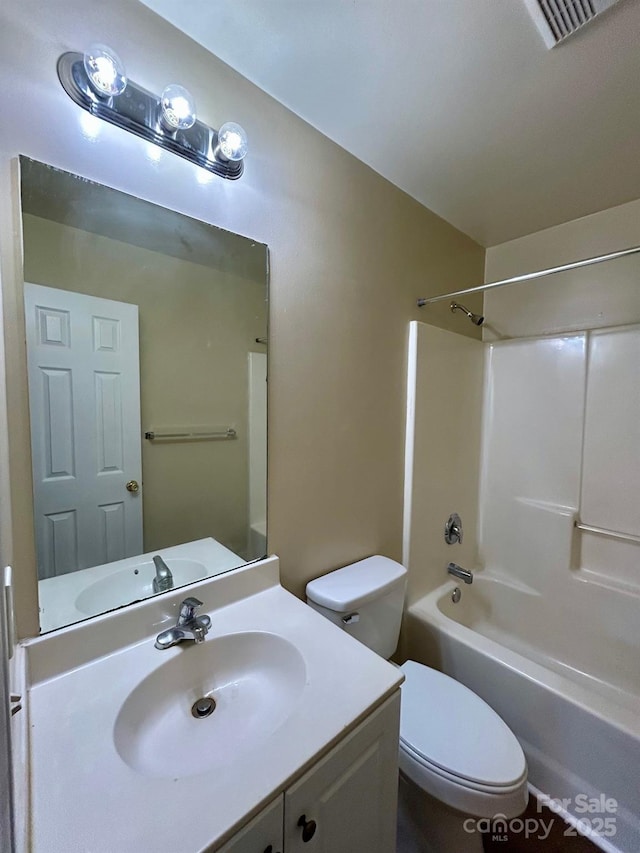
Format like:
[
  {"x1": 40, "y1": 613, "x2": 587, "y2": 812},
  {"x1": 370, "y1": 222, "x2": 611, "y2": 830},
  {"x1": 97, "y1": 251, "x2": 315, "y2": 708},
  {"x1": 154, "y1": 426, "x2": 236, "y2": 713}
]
[
  {"x1": 284, "y1": 691, "x2": 400, "y2": 852},
  {"x1": 217, "y1": 797, "x2": 284, "y2": 853},
  {"x1": 217, "y1": 693, "x2": 400, "y2": 853}
]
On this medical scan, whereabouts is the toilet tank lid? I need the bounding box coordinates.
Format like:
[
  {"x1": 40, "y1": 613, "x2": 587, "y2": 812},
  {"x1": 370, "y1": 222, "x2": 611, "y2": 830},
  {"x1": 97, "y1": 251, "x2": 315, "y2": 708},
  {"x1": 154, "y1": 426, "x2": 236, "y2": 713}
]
[{"x1": 306, "y1": 555, "x2": 407, "y2": 612}]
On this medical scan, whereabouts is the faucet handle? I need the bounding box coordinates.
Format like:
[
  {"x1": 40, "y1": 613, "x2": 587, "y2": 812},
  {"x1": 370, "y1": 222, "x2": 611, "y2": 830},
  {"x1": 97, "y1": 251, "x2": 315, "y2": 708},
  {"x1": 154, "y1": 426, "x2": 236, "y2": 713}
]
[
  {"x1": 444, "y1": 512, "x2": 463, "y2": 545},
  {"x1": 178, "y1": 597, "x2": 203, "y2": 622}
]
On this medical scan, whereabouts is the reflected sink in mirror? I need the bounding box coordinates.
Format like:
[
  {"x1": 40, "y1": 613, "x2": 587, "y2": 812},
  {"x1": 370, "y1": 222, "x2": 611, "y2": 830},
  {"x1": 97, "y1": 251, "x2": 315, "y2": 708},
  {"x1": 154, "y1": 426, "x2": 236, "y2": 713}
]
[
  {"x1": 114, "y1": 631, "x2": 307, "y2": 779},
  {"x1": 75, "y1": 559, "x2": 207, "y2": 616},
  {"x1": 38, "y1": 537, "x2": 245, "y2": 633}
]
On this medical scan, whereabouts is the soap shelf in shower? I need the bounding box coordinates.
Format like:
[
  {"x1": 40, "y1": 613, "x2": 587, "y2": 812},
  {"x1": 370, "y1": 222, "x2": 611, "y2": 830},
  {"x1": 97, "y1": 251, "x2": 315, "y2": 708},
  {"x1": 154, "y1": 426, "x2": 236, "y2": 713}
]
[{"x1": 144, "y1": 425, "x2": 237, "y2": 442}]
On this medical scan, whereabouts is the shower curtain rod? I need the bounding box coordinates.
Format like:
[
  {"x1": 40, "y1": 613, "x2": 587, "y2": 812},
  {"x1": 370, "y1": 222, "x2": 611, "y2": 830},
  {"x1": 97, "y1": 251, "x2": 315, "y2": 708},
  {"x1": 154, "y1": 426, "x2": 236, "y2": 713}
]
[{"x1": 416, "y1": 244, "x2": 640, "y2": 308}]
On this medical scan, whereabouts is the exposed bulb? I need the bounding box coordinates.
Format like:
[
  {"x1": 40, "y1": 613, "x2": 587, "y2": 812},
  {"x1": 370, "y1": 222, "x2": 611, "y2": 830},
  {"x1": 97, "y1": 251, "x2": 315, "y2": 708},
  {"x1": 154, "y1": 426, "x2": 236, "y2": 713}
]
[
  {"x1": 216, "y1": 122, "x2": 248, "y2": 162},
  {"x1": 160, "y1": 84, "x2": 196, "y2": 131},
  {"x1": 83, "y1": 43, "x2": 127, "y2": 96}
]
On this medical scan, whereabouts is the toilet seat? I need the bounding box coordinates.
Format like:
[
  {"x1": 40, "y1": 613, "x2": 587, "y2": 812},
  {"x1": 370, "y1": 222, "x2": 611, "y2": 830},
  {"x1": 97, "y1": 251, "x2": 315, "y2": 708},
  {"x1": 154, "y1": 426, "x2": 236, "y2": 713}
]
[{"x1": 398, "y1": 660, "x2": 528, "y2": 817}]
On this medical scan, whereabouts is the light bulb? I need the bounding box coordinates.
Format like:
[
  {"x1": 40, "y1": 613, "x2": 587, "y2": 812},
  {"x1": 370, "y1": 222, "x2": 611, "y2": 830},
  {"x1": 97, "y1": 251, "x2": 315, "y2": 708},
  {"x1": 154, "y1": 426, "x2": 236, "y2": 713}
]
[
  {"x1": 83, "y1": 43, "x2": 127, "y2": 96},
  {"x1": 160, "y1": 84, "x2": 196, "y2": 131},
  {"x1": 216, "y1": 122, "x2": 248, "y2": 162}
]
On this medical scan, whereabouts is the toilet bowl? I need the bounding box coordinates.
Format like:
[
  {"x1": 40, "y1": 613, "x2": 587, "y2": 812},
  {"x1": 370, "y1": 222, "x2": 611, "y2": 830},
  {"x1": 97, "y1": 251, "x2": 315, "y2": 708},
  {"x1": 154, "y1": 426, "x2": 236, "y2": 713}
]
[
  {"x1": 306, "y1": 556, "x2": 528, "y2": 851},
  {"x1": 398, "y1": 660, "x2": 527, "y2": 817}
]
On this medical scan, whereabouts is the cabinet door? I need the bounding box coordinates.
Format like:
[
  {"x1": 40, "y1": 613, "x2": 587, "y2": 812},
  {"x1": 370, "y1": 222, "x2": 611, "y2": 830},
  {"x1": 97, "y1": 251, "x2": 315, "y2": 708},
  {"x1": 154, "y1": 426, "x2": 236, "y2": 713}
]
[
  {"x1": 284, "y1": 692, "x2": 400, "y2": 853},
  {"x1": 216, "y1": 796, "x2": 284, "y2": 853}
]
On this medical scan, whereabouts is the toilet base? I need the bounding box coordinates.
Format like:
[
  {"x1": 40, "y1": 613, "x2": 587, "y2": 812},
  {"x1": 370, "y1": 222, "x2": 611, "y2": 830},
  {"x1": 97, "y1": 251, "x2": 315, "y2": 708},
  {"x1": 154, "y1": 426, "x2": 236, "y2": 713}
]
[{"x1": 397, "y1": 771, "x2": 484, "y2": 853}]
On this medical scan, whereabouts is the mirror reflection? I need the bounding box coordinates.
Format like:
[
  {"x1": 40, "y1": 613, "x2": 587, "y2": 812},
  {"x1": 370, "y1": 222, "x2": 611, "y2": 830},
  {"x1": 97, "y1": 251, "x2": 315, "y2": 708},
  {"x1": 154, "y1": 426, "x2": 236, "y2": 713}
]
[{"x1": 19, "y1": 158, "x2": 268, "y2": 633}]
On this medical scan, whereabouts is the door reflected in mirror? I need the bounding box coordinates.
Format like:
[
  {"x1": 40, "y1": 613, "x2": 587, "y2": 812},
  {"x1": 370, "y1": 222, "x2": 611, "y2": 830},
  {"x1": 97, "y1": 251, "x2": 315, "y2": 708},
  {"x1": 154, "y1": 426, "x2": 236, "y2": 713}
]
[{"x1": 19, "y1": 157, "x2": 268, "y2": 632}]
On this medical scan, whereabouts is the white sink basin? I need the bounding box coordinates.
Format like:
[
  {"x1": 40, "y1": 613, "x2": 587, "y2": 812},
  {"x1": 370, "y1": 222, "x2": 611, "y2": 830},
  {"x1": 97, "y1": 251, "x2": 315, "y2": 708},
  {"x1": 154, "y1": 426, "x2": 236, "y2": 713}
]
[
  {"x1": 75, "y1": 559, "x2": 208, "y2": 616},
  {"x1": 113, "y1": 631, "x2": 307, "y2": 778}
]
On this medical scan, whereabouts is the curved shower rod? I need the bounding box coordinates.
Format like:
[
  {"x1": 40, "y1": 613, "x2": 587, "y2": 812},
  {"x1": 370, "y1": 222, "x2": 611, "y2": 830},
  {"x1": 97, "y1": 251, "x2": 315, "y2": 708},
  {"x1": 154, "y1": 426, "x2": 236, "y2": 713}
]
[{"x1": 416, "y1": 244, "x2": 640, "y2": 308}]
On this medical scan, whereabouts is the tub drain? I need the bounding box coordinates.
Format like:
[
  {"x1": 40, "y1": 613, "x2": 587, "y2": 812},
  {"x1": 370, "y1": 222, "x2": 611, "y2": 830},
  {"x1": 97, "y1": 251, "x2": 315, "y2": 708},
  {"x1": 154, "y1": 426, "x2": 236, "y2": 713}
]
[{"x1": 191, "y1": 697, "x2": 216, "y2": 719}]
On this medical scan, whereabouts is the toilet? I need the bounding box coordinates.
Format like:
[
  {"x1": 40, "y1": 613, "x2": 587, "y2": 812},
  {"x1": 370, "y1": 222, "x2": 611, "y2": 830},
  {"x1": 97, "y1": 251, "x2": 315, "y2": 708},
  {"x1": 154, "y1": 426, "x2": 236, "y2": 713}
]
[{"x1": 306, "y1": 555, "x2": 528, "y2": 853}]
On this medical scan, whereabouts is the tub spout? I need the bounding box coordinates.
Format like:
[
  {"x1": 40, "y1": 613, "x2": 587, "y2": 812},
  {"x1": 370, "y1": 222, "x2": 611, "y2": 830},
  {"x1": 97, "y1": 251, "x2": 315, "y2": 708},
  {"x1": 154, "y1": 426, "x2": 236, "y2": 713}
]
[{"x1": 447, "y1": 562, "x2": 473, "y2": 584}]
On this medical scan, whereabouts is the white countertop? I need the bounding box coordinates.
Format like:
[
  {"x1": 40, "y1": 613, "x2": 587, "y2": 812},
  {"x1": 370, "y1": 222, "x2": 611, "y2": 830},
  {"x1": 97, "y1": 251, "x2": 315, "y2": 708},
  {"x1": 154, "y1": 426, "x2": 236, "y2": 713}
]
[{"x1": 26, "y1": 557, "x2": 402, "y2": 852}]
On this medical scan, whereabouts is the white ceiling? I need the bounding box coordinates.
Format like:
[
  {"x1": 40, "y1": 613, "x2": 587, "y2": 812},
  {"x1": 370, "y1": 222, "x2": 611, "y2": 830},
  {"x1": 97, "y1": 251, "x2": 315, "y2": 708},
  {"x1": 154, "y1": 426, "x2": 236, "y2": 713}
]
[{"x1": 140, "y1": 0, "x2": 640, "y2": 246}]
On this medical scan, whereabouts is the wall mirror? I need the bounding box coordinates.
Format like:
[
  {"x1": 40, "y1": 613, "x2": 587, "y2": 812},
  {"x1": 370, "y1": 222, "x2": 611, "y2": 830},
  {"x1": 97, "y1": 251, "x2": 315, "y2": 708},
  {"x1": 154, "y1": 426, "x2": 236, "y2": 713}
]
[{"x1": 18, "y1": 157, "x2": 268, "y2": 633}]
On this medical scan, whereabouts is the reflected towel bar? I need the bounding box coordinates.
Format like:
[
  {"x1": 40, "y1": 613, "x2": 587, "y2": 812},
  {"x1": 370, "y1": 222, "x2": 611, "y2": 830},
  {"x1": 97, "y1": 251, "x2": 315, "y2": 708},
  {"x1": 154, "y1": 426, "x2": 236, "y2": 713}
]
[
  {"x1": 574, "y1": 521, "x2": 640, "y2": 545},
  {"x1": 145, "y1": 427, "x2": 237, "y2": 441}
]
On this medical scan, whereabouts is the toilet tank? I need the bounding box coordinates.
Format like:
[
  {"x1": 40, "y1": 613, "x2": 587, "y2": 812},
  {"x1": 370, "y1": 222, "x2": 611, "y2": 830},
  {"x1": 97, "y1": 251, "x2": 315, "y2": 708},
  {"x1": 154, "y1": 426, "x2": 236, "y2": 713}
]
[{"x1": 305, "y1": 555, "x2": 407, "y2": 659}]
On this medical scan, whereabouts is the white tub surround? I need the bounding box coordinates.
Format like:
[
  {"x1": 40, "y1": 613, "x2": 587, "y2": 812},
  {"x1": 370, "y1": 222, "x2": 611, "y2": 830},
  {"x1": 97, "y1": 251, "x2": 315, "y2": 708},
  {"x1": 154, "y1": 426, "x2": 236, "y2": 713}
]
[
  {"x1": 480, "y1": 326, "x2": 640, "y2": 596},
  {"x1": 406, "y1": 580, "x2": 640, "y2": 853},
  {"x1": 25, "y1": 556, "x2": 402, "y2": 852},
  {"x1": 404, "y1": 316, "x2": 640, "y2": 852},
  {"x1": 247, "y1": 351, "x2": 267, "y2": 558},
  {"x1": 402, "y1": 322, "x2": 484, "y2": 605},
  {"x1": 249, "y1": 520, "x2": 267, "y2": 559},
  {"x1": 7, "y1": 618, "x2": 28, "y2": 852}
]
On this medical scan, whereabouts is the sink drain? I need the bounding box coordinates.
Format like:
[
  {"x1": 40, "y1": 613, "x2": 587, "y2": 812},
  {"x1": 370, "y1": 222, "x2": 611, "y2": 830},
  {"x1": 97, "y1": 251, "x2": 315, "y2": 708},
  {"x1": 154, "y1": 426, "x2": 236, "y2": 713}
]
[{"x1": 191, "y1": 697, "x2": 216, "y2": 719}]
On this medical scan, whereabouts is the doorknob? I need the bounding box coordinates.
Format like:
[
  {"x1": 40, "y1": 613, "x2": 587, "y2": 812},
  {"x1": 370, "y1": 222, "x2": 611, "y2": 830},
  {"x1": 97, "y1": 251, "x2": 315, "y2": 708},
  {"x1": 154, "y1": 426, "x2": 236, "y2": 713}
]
[{"x1": 126, "y1": 480, "x2": 140, "y2": 493}]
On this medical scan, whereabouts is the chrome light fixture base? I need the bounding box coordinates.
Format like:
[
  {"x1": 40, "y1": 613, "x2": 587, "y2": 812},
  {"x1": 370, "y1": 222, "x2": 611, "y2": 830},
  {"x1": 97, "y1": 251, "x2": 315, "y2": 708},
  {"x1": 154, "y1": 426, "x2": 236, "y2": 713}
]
[{"x1": 57, "y1": 52, "x2": 244, "y2": 180}]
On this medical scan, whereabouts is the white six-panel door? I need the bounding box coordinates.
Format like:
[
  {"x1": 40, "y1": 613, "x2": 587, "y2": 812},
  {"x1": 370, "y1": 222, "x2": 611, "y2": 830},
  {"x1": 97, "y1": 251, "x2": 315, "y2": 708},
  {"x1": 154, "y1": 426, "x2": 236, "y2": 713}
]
[{"x1": 24, "y1": 283, "x2": 142, "y2": 579}]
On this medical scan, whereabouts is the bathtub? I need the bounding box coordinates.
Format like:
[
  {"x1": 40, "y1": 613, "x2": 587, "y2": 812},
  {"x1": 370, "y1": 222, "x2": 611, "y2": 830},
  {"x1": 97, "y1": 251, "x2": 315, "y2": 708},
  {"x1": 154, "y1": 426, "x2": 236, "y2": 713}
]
[{"x1": 405, "y1": 574, "x2": 640, "y2": 853}]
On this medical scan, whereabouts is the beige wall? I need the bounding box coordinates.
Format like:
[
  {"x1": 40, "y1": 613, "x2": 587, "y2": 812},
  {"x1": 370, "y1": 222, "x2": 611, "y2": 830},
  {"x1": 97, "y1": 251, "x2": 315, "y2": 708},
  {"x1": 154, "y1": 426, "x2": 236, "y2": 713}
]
[
  {"x1": 0, "y1": 0, "x2": 484, "y2": 638},
  {"x1": 22, "y1": 213, "x2": 266, "y2": 560},
  {"x1": 484, "y1": 197, "x2": 640, "y2": 339}
]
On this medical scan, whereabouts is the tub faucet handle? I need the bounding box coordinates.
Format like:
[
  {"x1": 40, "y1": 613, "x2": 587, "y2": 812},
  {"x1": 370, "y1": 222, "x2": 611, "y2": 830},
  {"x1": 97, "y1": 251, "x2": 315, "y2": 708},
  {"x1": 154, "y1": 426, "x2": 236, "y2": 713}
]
[{"x1": 445, "y1": 513, "x2": 463, "y2": 545}]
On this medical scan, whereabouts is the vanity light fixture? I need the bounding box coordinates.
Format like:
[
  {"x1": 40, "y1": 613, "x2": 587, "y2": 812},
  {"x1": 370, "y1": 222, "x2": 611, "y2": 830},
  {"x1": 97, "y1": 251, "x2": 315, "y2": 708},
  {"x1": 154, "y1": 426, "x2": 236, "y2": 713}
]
[{"x1": 58, "y1": 45, "x2": 247, "y2": 179}]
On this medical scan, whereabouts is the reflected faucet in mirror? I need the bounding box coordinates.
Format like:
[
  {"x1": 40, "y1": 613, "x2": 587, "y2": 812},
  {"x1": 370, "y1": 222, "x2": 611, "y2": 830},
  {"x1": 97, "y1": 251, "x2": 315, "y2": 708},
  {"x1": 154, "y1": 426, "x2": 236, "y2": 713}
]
[{"x1": 152, "y1": 555, "x2": 173, "y2": 593}]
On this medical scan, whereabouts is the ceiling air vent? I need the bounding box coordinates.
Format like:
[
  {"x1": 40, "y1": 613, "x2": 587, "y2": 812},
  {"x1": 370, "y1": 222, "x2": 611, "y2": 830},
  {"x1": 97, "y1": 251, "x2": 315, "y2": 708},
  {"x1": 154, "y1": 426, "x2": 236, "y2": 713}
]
[{"x1": 523, "y1": 0, "x2": 623, "y2": 47}]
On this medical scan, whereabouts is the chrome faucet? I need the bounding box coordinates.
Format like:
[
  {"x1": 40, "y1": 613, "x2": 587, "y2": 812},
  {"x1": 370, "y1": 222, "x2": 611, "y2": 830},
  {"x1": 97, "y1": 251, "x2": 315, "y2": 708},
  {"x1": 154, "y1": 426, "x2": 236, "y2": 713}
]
[
  {"x1": 154, "y1": 597, "x2": 211, "y2": 650},
  {"x1": 152, "y1": 555, "x2": 173, "y2": 593},
  {"x1": 447, "y1": 562, "x2": 473, "y2": 584}
]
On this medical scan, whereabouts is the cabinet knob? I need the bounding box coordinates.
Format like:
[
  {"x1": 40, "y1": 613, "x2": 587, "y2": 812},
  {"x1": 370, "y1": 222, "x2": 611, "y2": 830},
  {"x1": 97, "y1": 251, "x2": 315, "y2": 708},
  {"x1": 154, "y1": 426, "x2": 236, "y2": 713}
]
[
  {"x1": 297, "y1": 814, "x2": 317, "y2": 842},
  {"x1": 263, "y1": 847, "x2": 281, "y2": 853}
]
